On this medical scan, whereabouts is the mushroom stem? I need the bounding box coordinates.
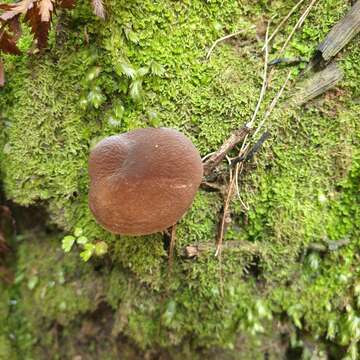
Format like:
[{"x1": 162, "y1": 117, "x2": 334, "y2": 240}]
[{"x1": 168, "y1": 224, "x2": 177, "y2": 270}]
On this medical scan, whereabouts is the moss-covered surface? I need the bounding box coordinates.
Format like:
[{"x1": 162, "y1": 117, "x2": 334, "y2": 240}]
[{"x1": 0, "y1": 0, "x2": 359, "y2": 358}]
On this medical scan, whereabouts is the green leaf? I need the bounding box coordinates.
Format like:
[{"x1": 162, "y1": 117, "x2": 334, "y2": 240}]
[
  {"x1": 62, "y1": 235, "x2": 75, "y2": 253},
  {"x1": 95, "y1": 241, "x2": 108, "y2": 256},
  {"x1": 27, "y1": 276, "x2": 39, "y2": 290},
  {"x1": 118, "y1": 79, "x2": 129, "y2": 94},
  {"x1": 74, "y1": 227, "x2": 83, "y2": 238},
  {"x1": 119, "y1": 62, "x2": 136, "y2": 78},
  {"x1": 59, "y1": 301, "x2": 67, "y2": 311},
  {"x1": 162, "y1": 300, "x2": 176, "y2": 326},
  {"x1": 77, "y1": 236, "x2": 88, "y2": 245},
  {"x1": 88, "y1": 88, "x2": 106, "y2": 109},
  {"x1": 86, "y1": 66, "x2": 101, "y2": 82},
  {"x1": 150, "y1": 61, "x2": 165, "y2": 77},
  {"x1": 129, "y1": 79, "x2": 143, "y2": 102},
  {"x1": 79, "y1": 97, "x2": 88, "y2": 110},
  {"x1": 148, "y1": 110, "x2": 160, "y2": 126},
  {"x1": 107, "y1": 116, "x2": 122, "y2": 127},
  {"x1": 113, "y1": 100, "x2": 125, "y2": 119},
  {"x1": 80, "y1": 243, "x2": 95, "y2": 262},
  {"x1": 137, "y1": 66, "x2": 149, "y2": 78},
  {"x1": 127, "y1": 31, "x2": 140, "y2": 44}
]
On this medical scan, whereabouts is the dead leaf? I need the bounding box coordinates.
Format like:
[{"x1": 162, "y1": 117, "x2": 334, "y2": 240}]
[
  {"x1": 0, "y1": 0, "x2": 78, "y2": 87},
  {"x1": 39, "y1": 0, "x2": 53, "y2": 22},
  {"x1": 91, "y1": 0, "x2": 105, "y2": 19},
  {"x1": 24, "y1": 3, "x2": 51, "y2": 48},
  {"x1": 0, "y1": 0, "x2": 35, "y2": 21},
  {"x1": 0, "y1": 29, "x2": 21, "y2": 55},
  {"x1": 59, "y1": 0, "x2": 76, "y2": 9},
  {"x1": 8, "y1": 16, "x2": 22, "y2": 41}
]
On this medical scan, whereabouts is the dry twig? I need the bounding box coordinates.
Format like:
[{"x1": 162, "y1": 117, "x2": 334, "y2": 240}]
[
  {"x1": 253, "y1": 69, "x2": 292, "y2": 138},
  {"x1": 279, "y1": 0, "x2": 318, "y2": 55},
  {"x1": 262, "y1": 0, "x2": 307, "y2": 51},
  {"x1": 215, "y1": 21, "x2": 271, "y2": 258},
  {"x1": 215, "y1": 174, "x2": 236, "y2": 257},
  {"x1": 206, "y1": 30, "x2": 247, "y2": 60},
  {"x1": 248, "y1": 22, "x2": 270, "y2": 128},
  {"x1": 203, "y1": 126, "x2": 250, "y2": 176}
]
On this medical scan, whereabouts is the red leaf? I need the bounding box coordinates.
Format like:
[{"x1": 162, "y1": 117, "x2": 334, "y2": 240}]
[
  {"x1": 24, "y1": 3, "x2": 50, "y2": 49},
  {"x1": 8, "y1": 16, "x2": 22, "y2": 41},
  {"x1": 0, "y1": 0, "x2": 36, "y2": 21},
  {"x1": 59, "y1": 0, "x2": 76, "y2": 9},
  {"x1": 0, "y1": 30, "x2": 21, "y2": 55},
  {"x1": 0, "y1": 60, "x2": 4, "y2": 87},
  {"x1": 0, "y1": 4, "x2": 13, "y2": 11}
]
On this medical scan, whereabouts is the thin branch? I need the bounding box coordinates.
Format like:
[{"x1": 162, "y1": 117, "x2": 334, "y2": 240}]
[
  {"x1": 203, "y1": 126, "x2": 250, "y2": 176},
  {"x1": 247, "y1": 20, "x2": 271, "y2": 128},
  {"x1": 213, "y1": 21, "x2": 271, "y2": 258},
  {"x1": 233, "y1": 21, "x2": 272, "y2": 203},
  {"x1": 231, "y1": 131, "x2": 271, "y2": 165},
  {"x1": 206, "y1": 30, "x2": 246, "y2": 60},
  {"x1": 201, "y1": 151, "x2": 215, "y2": 162},
  {"x1": 262, "y1": 0, "x2": 307, "y2": 51},
  {"x1": 253, "y1": 69, "x2": 292, "y2": 138},
  {"x1": 215, "y1": 174, "x2": 236, "y2": 257},
  {"x1": 279, "y1": 0, "x2": 318, "y2": 55}
]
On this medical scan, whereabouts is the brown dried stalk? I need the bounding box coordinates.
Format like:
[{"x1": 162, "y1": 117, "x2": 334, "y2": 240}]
[
  {"x1": 203, "y1": 126, "x2": 251, "y2": 176},
  {"x1": 168, "y1": 224, "x2": 177, "y2": 270}
]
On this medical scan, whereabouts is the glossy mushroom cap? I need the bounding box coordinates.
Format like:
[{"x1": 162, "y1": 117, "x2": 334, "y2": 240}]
[{"x1": 88, "y1": 128, "x2": 203, "y2": 235}]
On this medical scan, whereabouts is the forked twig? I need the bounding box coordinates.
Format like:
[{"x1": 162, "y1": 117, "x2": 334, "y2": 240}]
[
  {"x1": 279, "y1": 0, "x2": 318, "y2": 55},
  {"x1": 215, "y1": 21, "x2": 271, "y2": 257},
  {"x1": 206, "y1": 30, "x2": 247, "y2": 60},
  {"x1": 203, "y1": 126, "x2": 250, "y2": 176},
  {"x1": 262, "y1": 0, "x2": 307, "y2": 51},
  {"x1": 248, "y1": 21, "x2": 270, "y2": 128},
  {"x1": 253, "y1": 69, "x2": 292, "y2": 138},
  {"x1": 215, "y1": 174, "x2": 236, "y2": 257}
]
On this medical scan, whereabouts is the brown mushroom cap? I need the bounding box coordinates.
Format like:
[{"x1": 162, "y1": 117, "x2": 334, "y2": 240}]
[{"x1": 88, "y1": 128, "x2": 203, "y2": 235}]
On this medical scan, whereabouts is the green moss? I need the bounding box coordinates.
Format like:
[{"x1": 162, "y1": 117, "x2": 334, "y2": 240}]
[
  {"x1": 1, "y1": 0, "x2": 360, "y2": 358},
  {"x1": 16, "y1": 235, "x2": 105, "y2": 326}
]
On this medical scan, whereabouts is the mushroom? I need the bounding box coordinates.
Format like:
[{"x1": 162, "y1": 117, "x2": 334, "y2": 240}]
[{"x1": 88, "y1": 128, "x2": 203, "y2": 235}]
